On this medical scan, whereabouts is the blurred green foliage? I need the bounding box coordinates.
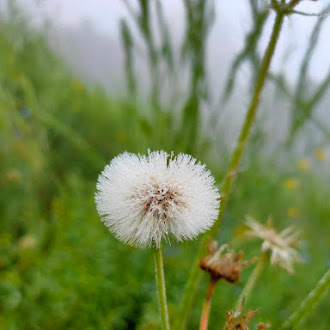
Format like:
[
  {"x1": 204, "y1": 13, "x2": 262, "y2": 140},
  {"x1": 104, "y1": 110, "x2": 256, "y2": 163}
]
[{"x1": 0, "y1": 2, "x2": 329, "y2": 330}]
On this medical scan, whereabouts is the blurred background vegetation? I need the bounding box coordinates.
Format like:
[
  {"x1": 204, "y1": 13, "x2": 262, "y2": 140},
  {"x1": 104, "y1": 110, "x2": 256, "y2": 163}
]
[{"x1": 0, "y1": 0, "x2": 329, "y2": 329}]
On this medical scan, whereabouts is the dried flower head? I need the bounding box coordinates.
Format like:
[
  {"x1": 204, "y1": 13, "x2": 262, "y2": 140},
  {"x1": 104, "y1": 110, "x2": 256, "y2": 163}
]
[
  {"x1": 225, "y1": 307, "x2": 270, "y2": 330},
  {"x1": 245, "y1": 216, "x2": 302, "y2": 273},
  {"x1": 95, "y1": 150, "x2": 220, "y2": 248},
  {"x1": 199, "y1": 239, "x2": 256, "y2": 282}
]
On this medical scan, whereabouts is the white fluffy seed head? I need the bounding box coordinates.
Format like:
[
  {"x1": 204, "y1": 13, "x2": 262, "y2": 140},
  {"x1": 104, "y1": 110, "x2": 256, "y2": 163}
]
[
  {"x1": 95, "y1": 150, "x2": 220, "y2": 248},
  {"x1": 245, "y1": 217, "x2": 302, "y2": 273}
]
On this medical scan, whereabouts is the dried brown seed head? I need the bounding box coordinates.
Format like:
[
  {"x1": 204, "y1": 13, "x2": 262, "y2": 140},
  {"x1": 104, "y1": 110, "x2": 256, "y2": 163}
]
[
  {"x1": 224, "y1": 307, "x2": 270, "y2": 330},
  {"x1": 199, "y1": 239, "x2": 257, "y2": 283}
]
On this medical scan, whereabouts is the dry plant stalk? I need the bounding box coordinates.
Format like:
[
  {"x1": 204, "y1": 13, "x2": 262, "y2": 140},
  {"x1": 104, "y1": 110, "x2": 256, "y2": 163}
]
[
  {"x1": 224, "y1": 308, "x2": 270, "y2": 330},
  {"x1": 198, "y1": 240, "x2": 257, "y2": 330}
]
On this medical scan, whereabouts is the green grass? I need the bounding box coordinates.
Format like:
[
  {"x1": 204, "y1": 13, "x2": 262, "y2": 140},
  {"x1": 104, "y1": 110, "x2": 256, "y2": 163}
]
[{"x1": 0, "y1": 12, "x2": 329, "y2": 330}]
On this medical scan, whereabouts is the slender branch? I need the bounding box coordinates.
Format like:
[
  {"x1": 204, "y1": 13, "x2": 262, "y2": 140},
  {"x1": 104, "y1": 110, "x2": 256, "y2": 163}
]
[
  {"x1": 154, "y1": 244, "x2": 170, "y2": 330},
  {"x1": 311, "y1": 117, "x2": 330, "y2": 141},
  {"x1": 287, "y1": 0, "x2": 302, "y2": 8},
  {"x1": 288, "y1": 4, "x2": 330, "y2": 141},
  {"x1": 221, "y1": 5, "x2": 269, "y2": 102},
  {"x1": 296, "y1": 12, "x2": 327, "y2": 100},
  {"x1": 175, "y1": 9, "x2": 286, "y2": 330},
  {"x1": 199, "y1": 277, "x2": 218, "y2": 330},
  {"x1": 308, "y1": 69, "x2": 330, "y2": 110},
  {"x1": 234, "y1": 252, "x2": 269, "y2": 311},
  {"x1": 287, "y1": 9, "x2": 330, "y2": 17},
  {"x1": 210, "y1": 10, "x2": 285, "y2": 237},
  {"x1": 281, "y1": 269, "x2": 330, "y2": 329}
]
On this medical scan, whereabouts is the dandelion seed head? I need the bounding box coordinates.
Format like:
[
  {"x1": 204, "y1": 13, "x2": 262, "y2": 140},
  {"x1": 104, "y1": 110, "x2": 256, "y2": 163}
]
[
  {"x1": 245, "y1": 216, "x2": 302, "y2": 273},
  {"x1": 95, "y1": 150, "x2": 220, "y2": 248}
]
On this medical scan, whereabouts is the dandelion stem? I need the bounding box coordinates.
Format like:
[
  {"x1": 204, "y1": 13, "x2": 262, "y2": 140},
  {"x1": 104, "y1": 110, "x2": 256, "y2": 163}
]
[
  {"x1": 154, "y1": 244, "x2": 171, "y2": 330},
  {"x1": 281, "y1": 268, "x2": 330, "y2": 329},
  {"x1": 199, "y1": 277, "x2": 218, "y2": 330},
  {"x1": 234, "y1": 252, "x2": 269, "y2": 311},
  {"x1": 176, "y1": 9, "x2": 286, "y2": 330}
]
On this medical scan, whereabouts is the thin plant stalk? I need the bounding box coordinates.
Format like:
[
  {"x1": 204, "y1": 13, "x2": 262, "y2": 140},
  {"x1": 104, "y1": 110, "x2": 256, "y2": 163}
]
[
  {"x1": 154, "y1": 244, "x2": 171, "y2": 330},
  {"x1": 174, "y1": 249, "x2": 203, "y2": 330},
  {"x1": 281, "y1": 269, "x2": 330, "y2": 329},
  {"x1": 175, "y1": 10, "x2": 286, "y2": 330},
  {"x1": 199, "y1": 277, "x2": 218, "y2": 330},
  {"x1": 234, "y1": 252, "x2": 269, "y2": 311},
  {"x1": 210, "y1": 9, "x2": 285, "y2": 237}
]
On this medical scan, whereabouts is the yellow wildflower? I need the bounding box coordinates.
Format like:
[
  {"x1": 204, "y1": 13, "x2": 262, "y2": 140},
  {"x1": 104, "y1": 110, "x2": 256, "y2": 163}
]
[
  {"x1": 315, "y1": 148, "x2": 326, "y2": 161},
  {"x1": 284, "y1": 178, "x2": 299, "y2": 190},
  {"x1": 297, "y1": 158, "x2": 310, "y2": 171},
  {"x1": 71, "y1": 79, "x2": 85, "y2": 92},
  {"x1": 287, "y1": 207, "x2": 299, "y2": 219}
]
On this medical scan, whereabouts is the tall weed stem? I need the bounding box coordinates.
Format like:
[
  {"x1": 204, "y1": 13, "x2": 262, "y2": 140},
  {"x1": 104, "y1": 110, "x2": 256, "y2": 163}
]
[
  {"x1": 234, "y1": 252, "x2": 269, "y2": 311},
  {"x1": 281, "y1": 269, "x2": 330, "y2": 329},
  {"x1": 175, "y1": 10, "x2": 285, "y2": 330}
]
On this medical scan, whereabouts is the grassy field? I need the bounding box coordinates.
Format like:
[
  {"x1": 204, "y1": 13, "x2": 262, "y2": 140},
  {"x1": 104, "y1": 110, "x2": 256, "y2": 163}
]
[{"x1": 0, "y1": 8, "x2": 329, "y2": 330}]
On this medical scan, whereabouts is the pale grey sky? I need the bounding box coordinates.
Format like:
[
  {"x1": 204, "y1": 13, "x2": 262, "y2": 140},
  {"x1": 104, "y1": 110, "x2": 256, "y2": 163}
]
[
  {"x1": 1, "y1": 0, "x2": 329, "y2": 155},
  {"x1": 1, "y1": 0, "x2": 330, "y2": 96},
  {"x1": 9, "y1": 0, "x2": 329, "y2": 84}
]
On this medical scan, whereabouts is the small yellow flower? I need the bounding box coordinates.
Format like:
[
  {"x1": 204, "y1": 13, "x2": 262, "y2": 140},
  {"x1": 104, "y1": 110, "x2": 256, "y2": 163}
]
[
  {"x1": 298, "y1": 158, "x2": 310, "y2": 171},
  {"x1": 315, "y1": 148, "x2": 327, "y2": 161},
  {"x1": 287, "y1": 207, "x2": 299, "y2": 219},
  {"x1": 71, "y1": 79, "x2": 85, "y2": 92},
  {"x1": 284, "y1": 178, "x2": 299, "y2": 190}
]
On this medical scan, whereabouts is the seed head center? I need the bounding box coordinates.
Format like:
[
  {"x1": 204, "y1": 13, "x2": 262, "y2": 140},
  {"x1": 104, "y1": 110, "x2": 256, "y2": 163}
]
[{"x1": 144, "y1": 187, "x2": 177, "y2": 216}]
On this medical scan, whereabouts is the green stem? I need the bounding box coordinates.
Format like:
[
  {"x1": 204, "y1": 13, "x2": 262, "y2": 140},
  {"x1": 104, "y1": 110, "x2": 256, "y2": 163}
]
[
  {"x1": 175, "y1": 11, "x2": 285, "y2": 330},
  {"x1": 281, "y1": 268, "x2": 330, "y2": 329},
  {"x1": 234, "y1": 252, "x2": 269, "y2": 311},
  {"x1": 211, "y1": 10, "x2": 285, "y2": 237},
  {"x1": 154, "y1": 244, "x2": 170, "y2": 330}
]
